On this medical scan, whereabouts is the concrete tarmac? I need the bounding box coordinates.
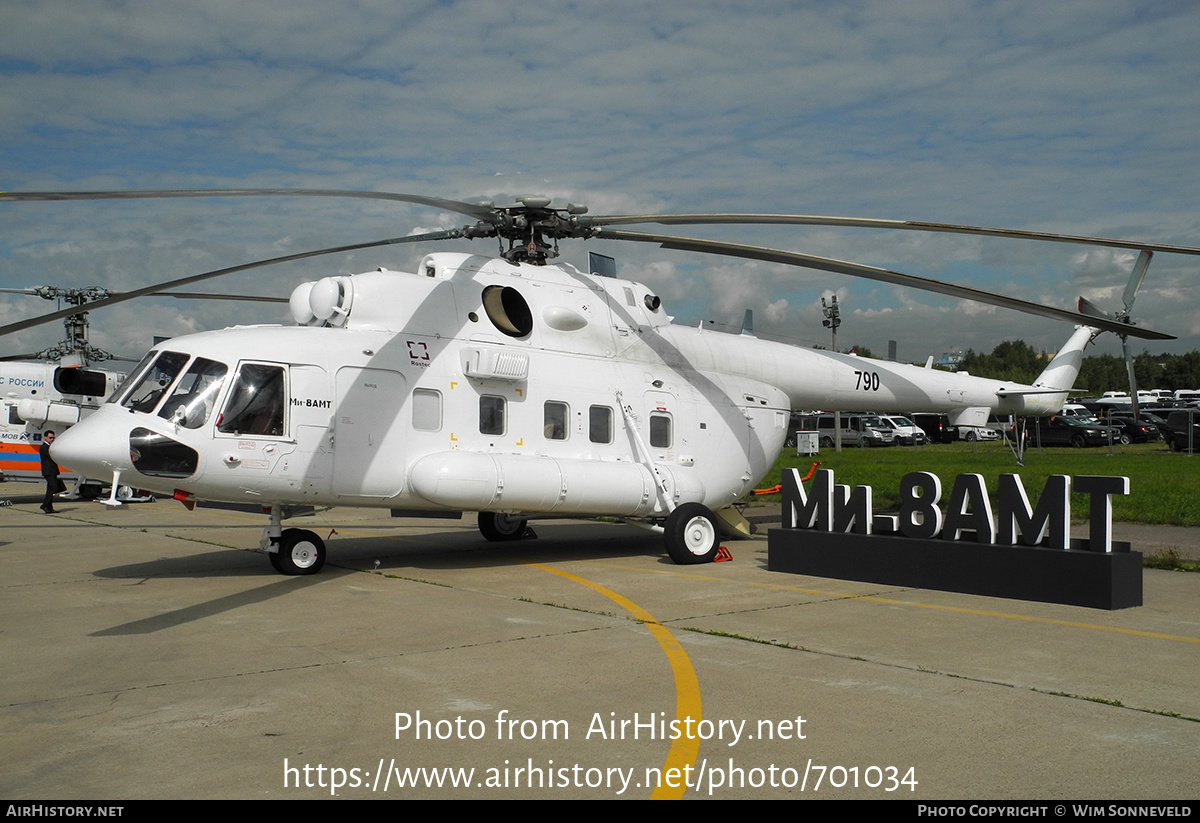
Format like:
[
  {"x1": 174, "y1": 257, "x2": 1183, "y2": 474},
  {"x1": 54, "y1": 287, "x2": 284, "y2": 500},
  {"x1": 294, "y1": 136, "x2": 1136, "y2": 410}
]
[{"x1": 1, "y1": 484, "x2": 1196, "y2": 800}]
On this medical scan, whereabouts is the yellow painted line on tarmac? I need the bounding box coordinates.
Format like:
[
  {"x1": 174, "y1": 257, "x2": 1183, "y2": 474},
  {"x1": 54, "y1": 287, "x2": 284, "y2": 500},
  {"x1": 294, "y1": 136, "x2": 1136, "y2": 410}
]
[
  {"x1": 593, "y1": 562, "x2": 1199, "y2": 644},
  {"x1": 530, "y1": 563, "x2": 701, "y2": 801}
]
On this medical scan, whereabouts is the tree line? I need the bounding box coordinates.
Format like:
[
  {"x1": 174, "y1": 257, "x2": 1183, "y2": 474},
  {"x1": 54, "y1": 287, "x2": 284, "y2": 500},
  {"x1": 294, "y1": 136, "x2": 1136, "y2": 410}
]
[
  {"x1": 959, "y1": 341, "x2": 1200, "y2": 394},
  {"x1": 838, "y1": 339, "x2": 1200, "y2": 394}
]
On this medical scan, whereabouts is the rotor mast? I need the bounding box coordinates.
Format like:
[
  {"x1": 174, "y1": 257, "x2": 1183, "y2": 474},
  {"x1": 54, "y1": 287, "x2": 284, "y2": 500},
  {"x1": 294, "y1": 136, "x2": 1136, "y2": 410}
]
[{"x1": 10, "y1": 286, "x2": 116, "y2": 364}]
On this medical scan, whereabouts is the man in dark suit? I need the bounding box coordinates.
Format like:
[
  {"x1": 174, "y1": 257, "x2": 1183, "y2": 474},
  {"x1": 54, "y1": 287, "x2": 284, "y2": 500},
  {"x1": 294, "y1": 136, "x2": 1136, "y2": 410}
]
[{"x1": 40, "y1": 431, "x2": 62, "y2": 513}]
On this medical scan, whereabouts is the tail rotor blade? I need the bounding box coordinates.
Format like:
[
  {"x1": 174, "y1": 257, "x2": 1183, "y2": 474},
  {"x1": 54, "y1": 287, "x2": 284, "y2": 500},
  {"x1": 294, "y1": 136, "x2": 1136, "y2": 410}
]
[
  {"x1": 1122, "y1": 250, "x2": 1153, "y2": 314},
  {"x1": 1077, "y1": 296, "x2": 1113, "y2": 321}
]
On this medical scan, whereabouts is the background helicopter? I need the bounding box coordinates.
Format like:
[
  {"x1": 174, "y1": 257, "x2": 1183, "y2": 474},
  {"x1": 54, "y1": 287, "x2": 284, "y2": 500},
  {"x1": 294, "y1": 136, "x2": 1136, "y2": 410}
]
[
  {"x1": 0, "y1": 287, "x2": 128, "y2": 487},
  {"x1": 2, "y1": 189, "x2": 1196, "y2": 574}
]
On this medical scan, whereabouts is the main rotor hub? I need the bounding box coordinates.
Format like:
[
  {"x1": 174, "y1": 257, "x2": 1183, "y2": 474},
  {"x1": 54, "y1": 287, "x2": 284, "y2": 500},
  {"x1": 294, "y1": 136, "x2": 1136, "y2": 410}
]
[{"x1": 461, "y1": 197, "x2": 595, "y2": 264}]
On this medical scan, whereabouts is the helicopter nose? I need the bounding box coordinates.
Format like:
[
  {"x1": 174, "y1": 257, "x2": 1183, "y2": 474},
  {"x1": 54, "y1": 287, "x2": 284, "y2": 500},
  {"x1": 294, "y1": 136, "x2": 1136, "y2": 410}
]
[{"x1": 50, "y1": 413, "x2": 135, "y2": 478}]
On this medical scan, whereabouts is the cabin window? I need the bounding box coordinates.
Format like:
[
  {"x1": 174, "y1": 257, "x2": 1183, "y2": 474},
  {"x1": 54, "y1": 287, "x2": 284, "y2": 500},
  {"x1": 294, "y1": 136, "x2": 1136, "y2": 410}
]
[
  {"x1": 544, "y1": 401, "x2": 568, "y2": 440},
  {"x1": 649, "y1": 413, "x2": 672, "y2": 448},
  {"x1": 217, "y1": 364, "x2": 286, "y2": 436},
  {"x1": 412, "y1": 388, "x2": 442, "y2": 432},
  {"x1": 121, "y1": 350, "x2": 190, "y2": 414},
  {"x1": 480, "y1": 395, "x2": 506, "y2": 435},
  {"x1": 157, "y1": 358, "x2": 227, "y2": 429},
  {"x1": 589, "y1": 405, "x2": 612, "y2": 444}
]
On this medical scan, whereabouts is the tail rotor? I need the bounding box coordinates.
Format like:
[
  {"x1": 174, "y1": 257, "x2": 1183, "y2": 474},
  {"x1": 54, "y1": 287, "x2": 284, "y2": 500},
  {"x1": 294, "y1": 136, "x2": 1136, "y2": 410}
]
[{"x1": 1077, "y1": 250, "x2": 1153, "y2": 419}]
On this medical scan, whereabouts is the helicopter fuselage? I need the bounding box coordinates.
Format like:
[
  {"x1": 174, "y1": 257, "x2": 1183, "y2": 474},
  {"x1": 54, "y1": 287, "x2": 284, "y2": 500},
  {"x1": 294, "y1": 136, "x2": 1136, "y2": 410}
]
[{"x1": 50, "y1": 252, "x2": 1087, "y2": 564}]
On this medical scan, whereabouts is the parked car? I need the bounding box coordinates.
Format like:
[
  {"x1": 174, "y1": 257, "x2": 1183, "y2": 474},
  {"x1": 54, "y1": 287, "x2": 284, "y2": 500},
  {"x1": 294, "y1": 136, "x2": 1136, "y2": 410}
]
[
  {"x1": 987, "y1": 413, "x2": 1019, "y2": 439},
  {"x1": 1110, "y1": 410, "x2": 1169, "y2": 429},
  {"x1": 1027, "y1": 415, "x2": 1117, "y2": 448},
  {"x1": 911, "y1": 413, "x2": 959, "y2": 444},
  {"x1": 957, "y1": 426, "x2": 999, "y2": 442},
  {"x1": 1162, "y1": 410, "x2": 1200, "y2": 452},
  {"x1": 880, "y1": 415, "x2": 926, "y2": 445},
  {"x1": 792, "y1": 412, "x2": 895, "y2": 448},
  {"x1": 1102, "y1": 417, "x2": 1158, "y2": 444},
  {"x1": 1058, "y1": 403, "x2": 1093, "y2": 418},
  {"x1": 1167, "y1": 428, "x2": 1198, "y2": 452}
]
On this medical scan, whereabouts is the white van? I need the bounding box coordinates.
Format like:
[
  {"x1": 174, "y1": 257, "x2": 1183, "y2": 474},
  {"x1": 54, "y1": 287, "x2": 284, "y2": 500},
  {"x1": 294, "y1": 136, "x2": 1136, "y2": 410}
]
[
  {"x1": 880, "y1": 415, "x2": 926, "y2": 445},
  {"x1": 1059, "y1": 403, "x2": 1094, "y2": 418}
]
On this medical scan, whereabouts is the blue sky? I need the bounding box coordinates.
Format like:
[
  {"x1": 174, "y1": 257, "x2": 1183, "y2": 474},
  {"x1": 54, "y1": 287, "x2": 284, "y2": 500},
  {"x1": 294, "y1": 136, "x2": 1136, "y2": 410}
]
[{"x1": 1, "y1": 0, "x2": 1196, "y2": 365}]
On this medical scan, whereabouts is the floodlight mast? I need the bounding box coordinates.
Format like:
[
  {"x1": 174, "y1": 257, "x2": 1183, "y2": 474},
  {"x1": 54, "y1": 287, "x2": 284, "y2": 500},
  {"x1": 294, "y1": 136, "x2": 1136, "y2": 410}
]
[{"x1": 821, "y1": 295, "x2": 843, "y2": 452}]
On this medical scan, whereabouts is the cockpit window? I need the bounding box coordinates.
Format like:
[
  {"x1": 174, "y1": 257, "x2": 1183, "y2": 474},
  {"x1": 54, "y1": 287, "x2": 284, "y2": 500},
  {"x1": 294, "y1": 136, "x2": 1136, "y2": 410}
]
[
  {"x1": 121, "y1": 351, "x2": 190, "y2": 414},
  {"x1": 217, "y1": 363, "x2": 286, "y2": 436},
  {"x1": 109, "y1": 351, "x2": 156, "y2": 405},
  {"x1": 157, "y1": 358, "x2": 228, "y2": 429}
]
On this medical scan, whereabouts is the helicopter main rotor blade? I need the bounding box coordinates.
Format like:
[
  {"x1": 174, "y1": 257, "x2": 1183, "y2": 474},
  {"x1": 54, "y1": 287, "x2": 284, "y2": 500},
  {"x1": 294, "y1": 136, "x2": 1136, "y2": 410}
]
[
  {"x1": 0, "y1": 229, "x2": 461, "y2": 338},
  {"x1": 0, "y1": 189, "x2": 498, "y2": 222},
  {"x1": 137, "y1": 291, "x2": 289, "y2": 304},
  {"x1": 598, "y1": 229, "x2": 1176, "y2": 341},
  {"x1": 587, "y1": 214, "x2": 1200, "y2": 257}
]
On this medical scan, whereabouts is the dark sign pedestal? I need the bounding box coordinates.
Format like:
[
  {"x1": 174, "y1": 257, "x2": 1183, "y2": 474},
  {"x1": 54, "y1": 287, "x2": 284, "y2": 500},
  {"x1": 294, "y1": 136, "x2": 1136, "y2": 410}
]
[{"x1": 767, "y1": 529, "x2": 1143, "y2": 610}]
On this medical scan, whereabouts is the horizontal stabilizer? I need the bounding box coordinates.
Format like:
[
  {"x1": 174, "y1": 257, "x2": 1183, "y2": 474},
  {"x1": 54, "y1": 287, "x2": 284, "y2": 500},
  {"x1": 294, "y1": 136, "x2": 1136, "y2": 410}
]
[{"x1": 995, "y1": 387, "x2": 1074, "y2": 397}]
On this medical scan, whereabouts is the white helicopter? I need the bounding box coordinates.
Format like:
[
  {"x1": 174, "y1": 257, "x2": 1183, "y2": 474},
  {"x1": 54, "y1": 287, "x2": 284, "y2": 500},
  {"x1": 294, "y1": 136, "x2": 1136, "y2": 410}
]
[
  {"x1": 2, "y1": 189, "x2": 1196, "y2": 573},
  {"x1": 0, "y1": 286, "x2": 127, "y2": 486}
]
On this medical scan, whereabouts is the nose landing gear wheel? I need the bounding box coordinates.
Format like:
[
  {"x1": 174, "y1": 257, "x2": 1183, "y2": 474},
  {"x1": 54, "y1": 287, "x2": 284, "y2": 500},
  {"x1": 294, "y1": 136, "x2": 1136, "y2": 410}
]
[
  {"x1": 664, "y1": 503, "x2": 721, "y2": 565},
  {"x1": 270, "y1": 528, "x2": 326, "y2": 575}
]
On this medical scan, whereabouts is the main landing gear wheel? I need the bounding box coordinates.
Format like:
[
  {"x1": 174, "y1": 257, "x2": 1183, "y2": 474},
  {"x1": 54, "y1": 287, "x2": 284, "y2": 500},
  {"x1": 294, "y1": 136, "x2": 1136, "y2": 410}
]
[
  {"x1": 270, "y1": 528, "x2": 326, "y2": 575},
  {"x1": 478, "y1": 512, "x2": 528, "y2": 541},
  {"x1": 664, "y1": 503, "x2": 721, "y2": 565}
]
